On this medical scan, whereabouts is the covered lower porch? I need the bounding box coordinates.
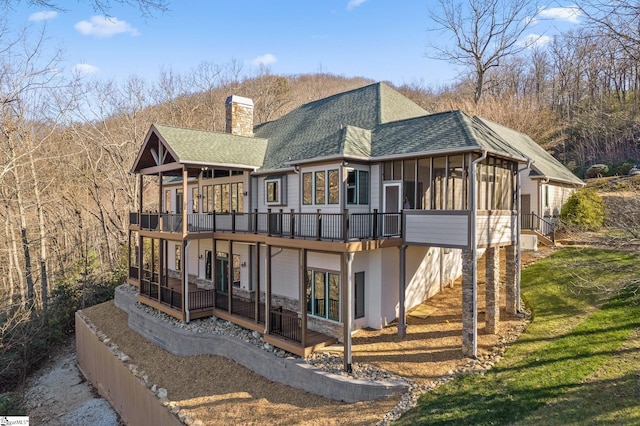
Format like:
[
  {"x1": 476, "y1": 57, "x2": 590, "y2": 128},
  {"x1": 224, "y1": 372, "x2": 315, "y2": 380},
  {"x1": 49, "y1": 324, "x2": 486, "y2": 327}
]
[{"x1": 132, "y1": 275, "x2": 337, "y2": 357}]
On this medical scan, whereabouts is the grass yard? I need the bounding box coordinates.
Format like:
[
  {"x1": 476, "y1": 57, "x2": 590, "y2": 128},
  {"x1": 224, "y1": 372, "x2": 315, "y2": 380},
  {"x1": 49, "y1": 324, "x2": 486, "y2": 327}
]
[{"x1": 396, "y1": 247, "x2": 640, "y2": 426}]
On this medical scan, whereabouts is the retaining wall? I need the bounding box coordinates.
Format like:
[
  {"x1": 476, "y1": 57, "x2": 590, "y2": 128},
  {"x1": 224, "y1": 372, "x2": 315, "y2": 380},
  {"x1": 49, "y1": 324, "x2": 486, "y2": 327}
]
[
  {"x1": 75, "y1": 313, "x2": 182, "y2": 426},
  {"x1": 114, "y1": 285, "x2": 407, "y2": 402}
]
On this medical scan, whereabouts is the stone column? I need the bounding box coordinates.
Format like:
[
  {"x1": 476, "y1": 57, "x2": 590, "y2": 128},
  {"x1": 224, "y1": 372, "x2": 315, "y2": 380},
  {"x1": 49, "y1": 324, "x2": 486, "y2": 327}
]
[
  {"x1": 505, "y1": 244, "x2": 517, "y2": 314},
  {"x1": 485, "y1": 246, "x2": 500, "y2": 334},
  {"x1": 461, "y1": 249, "x2": 475, "y2": 357}
]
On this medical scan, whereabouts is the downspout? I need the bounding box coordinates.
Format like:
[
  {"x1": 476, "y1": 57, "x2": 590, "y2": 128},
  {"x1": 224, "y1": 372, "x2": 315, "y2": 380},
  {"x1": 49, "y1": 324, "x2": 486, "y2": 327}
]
[
  {"x1": 470, "y1": 149, "x2": 488, "y2": 358},
  {"x1": 516, "y1": 160, "x2": 532, "y2": 313},
  {"x1": 184, "y1": 240, "x2": 192, "y2": 323}
]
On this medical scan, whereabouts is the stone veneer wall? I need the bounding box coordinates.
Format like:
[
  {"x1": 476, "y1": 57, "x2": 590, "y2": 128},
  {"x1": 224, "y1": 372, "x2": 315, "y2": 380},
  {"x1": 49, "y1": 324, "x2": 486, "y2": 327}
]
[
  {"x1": 485, "y1": 247, "x2": 500, "y2": 334},
  {"x1": 114, "y1": 285, "x2": 407, "y2": 402},
  {"x1": 225, "y1": 96, "x2": 254, "y2": 137},
  {"x1": 461, "y1": 249, "x2": 475, "y2": 357},
  {"x1": 505, "y1": 245, "x2": 518, "y2": 314}
]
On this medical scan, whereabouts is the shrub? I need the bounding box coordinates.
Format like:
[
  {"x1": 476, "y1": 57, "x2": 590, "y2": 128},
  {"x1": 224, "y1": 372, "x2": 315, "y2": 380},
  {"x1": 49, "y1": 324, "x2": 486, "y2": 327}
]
[
  {"x1": 585, "y1": 164, "x2": 609, "y2": 178},
  {"x1": 560, "y1": 189, "x2": 606, "y2": 231},
  {"x1": 0, "y1": 392, "x2": 23, "y2": 415}
]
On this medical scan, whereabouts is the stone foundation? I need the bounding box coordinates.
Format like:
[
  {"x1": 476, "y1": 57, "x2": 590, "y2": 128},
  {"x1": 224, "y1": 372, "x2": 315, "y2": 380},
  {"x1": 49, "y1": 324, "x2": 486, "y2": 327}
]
[
  {"x1": 461, "y1": 249, "x2": 475, "y2": 357},
  {"x1": 485, "y1": 247, "x2": 500, "y2": 334},
  {"x1": 505, "y1": 245, "x2": 517, "y2": 314}
]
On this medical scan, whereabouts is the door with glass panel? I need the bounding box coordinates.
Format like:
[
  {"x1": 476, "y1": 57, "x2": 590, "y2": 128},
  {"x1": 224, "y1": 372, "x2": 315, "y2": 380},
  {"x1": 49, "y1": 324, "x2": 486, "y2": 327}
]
[{"x1": 383, "y1": 182, "x2": 402, "y2": 235}]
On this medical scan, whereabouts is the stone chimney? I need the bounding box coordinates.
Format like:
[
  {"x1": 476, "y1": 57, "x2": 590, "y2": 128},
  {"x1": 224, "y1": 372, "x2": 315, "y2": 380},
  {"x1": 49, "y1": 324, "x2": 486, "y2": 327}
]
[{"x1": 225, "y1": 95, "x2": 254, "y2": 137}]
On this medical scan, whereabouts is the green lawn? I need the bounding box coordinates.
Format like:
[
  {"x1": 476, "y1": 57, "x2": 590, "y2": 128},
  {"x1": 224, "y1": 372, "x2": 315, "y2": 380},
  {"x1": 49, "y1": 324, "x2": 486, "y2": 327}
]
[{"x1": 395, "y1": 247, "x2": 640, "y2": 426}]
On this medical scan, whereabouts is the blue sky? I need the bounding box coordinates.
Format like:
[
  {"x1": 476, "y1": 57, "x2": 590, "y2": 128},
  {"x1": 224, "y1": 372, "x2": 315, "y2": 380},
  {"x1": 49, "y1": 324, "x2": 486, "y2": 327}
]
[{"x1": 12, "y1": 1, "x2": 583, "y2": 88}]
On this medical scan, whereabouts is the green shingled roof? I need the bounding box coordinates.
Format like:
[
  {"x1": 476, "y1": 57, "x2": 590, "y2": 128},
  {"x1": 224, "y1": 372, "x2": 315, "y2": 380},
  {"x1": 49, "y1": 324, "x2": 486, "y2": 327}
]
[
  {"x1": 476, "y1": 118, "x2": 584, "y2": 186},
  {"x1": 153, "y1": 124, "x2": 267, "y2": 168},
  {"x1": 254, "y1": 82, "x2": 428, "y2": 169},
  {"x1": 371, "y1": 110, "x2": 522, "y2": 157},
  {"x1": 132, "y1": 83, "x2": 580, "y2": 187}
]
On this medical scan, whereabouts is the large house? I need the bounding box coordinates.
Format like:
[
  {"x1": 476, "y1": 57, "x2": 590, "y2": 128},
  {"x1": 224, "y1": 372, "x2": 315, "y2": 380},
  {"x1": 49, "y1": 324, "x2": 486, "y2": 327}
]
[{"x1": 127, "y1": 82, "x2": 581, "y2": 371}]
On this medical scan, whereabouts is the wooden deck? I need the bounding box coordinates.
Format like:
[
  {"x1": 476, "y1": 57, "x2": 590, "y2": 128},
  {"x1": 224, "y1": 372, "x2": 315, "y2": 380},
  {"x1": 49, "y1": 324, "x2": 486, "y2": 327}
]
[{"x1": 132, "y1": 276, "x2": 337, "y2": 357}]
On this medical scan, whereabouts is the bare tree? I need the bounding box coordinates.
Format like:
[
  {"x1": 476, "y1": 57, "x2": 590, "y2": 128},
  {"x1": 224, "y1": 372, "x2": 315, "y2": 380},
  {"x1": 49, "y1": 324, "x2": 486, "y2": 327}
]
[
  {"x1": 577, "y1": 1, "x2": 640, "y2": 60},
  {"x1": 2, "y1": 0, "x2": 169, "y2": 18},
  {"x1": 427, "y1": 0, "x2": 539, "y2": 103}
]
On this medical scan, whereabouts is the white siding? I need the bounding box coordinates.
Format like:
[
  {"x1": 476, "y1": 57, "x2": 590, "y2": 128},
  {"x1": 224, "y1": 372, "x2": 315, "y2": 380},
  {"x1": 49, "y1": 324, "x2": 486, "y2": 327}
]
[
  {"x1": 404, "y1": 212, "x2": 470, "y2": 247},
  {"x1": 270, "y1": 248, "x2": 300, "y2": 300},
  {"x1": 542, "y1": 183, "x2": 576, "y2": 217},
  {"x1": 521, "y1": 176, "x2": 538, "y2": 216},
  {"x1": 476, "y1": 213, "x2": 516, "y2": 246},
  {"x1": 404, "y1": 247, "x2": 462, "y2": 313}
]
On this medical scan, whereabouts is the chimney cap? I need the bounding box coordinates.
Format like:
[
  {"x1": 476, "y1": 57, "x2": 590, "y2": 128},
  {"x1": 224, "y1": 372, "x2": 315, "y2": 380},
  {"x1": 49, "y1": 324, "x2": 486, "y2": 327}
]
[{"x1": 225, "y1": 95, "x2": 254, "y2": 107}]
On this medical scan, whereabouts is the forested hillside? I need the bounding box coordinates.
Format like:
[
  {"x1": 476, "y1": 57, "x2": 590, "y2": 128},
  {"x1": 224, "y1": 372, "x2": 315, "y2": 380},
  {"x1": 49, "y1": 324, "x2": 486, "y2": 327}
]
[{"x1": 2, "y1": 0, "x2": 640, "y2": 404}]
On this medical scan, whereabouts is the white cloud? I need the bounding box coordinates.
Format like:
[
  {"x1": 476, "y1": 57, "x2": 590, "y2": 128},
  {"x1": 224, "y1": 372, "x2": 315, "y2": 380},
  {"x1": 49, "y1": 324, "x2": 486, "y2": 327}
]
[
  {"x1": 72, "y1": 63, "x2": 100, "y2": 74},
  {"x1": 75, "y1": 16, "x2": 140, "y2": 38},
  {"x1": 347, "y1": 0, "x2": 367, "y2": 10},
  {"x1": 539, "y1": 6, "x2": 582, "y2": 24},
  {"x1": 521, "y1": 33, "x2": 553, "y2": 48},
  {"x1": 29, "y1": 11, "x2": 58, "y2": 21},
  {"x1": 251, "y1": 53, "x2": 277, "y2": 67}
]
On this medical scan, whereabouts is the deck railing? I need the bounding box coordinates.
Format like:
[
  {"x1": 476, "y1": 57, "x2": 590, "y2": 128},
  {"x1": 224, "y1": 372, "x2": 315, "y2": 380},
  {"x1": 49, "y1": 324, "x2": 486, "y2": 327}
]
[
  {"x1": 131, "y1": 209, "x2": 402, "y2": 241},
  {"x1": 269, "y1": 307, "x2": 301, "y2": 343},
  {"x1": 522, "y1": 212, "x2": 557, "y2": 242}
]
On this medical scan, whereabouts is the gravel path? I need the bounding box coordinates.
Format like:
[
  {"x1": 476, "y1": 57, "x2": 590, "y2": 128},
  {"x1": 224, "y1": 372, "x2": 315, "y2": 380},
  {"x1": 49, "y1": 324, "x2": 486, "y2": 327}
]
[{"x1": 22, "y1": 341, "x2": 121, "y2": 425}]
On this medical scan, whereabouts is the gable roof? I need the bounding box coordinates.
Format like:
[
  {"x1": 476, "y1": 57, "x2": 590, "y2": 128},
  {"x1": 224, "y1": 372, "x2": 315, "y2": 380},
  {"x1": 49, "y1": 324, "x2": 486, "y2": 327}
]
[
  {"x1": 254, "y1": 82, "x2": 428, "y2": 169},
  {"x1": 371, "y1": 110, "x2": 524, "y2": 158},
  {"x1": 476, "y1": 118, "x2": 584, "y2": 186},
  {"x1": 130, "y1": 82, "x2": 581, "y2": 187},
  {"x1": 132, "y1": 124, "x2": 268, "y2": 174}
]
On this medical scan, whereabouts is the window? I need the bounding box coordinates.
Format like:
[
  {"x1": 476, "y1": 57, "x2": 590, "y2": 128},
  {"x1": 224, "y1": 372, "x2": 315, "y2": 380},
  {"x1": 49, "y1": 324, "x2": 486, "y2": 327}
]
[
  {"x1": 355, "y1": 271, "x2": 365, "y2": 319},
  {"x1": 176, "y1": 189, "x2": 184, "y2": 213},
  {"x1": 202, "y1": 185, "x2": 212, "y2": 213},
  {"x1": 231, "y1": 182, "x2": 244, "y2": 212},
  {"x1": 346, "y1": 170, "x2": 369, "y2": 205},
  {"x1": 303, "y1": 170, "x2": 339, "y2": 205},
  {"x1": 164, "y1": 190, "x2": 171, "y2": 213},
  {"x1": 302, "y1": 173, "x2": 312, "y2": 205},
  {"x1": 265, "y1": 178, "x2": 283, "y2": 205},
  {"x1": 403, "y1": 160, "x2": 416, "y2": 209},
  {"x1": 306, "y1": 270, "x2": 340, "y2": 321},
  {"x1": 192, "y1": 187, "x2": 199, "y2": 213},
  {"x1": 328, "y1": 169, "x2": 339, "y2": 204},
  {"x1": 315, "y1": 171, "x2": 326, "y2": 204},
  {"x1": 202, "y1": 169, "x2": 213, "y2": 179},
  {"x1": 175, "y1": 245, "x2": 181, "y2": 271}
]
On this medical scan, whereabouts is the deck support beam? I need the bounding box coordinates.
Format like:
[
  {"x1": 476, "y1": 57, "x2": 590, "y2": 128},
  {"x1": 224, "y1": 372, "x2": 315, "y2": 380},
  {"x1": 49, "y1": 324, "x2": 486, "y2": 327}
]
[
  {"x1": 254, "y1": 242, "x2": 260, "y2": 323},
  {"x1": 300, "y1": 248, "x2": 307, "y2": 349},
  {"x1": 265, "y1": 244, "x2": 272, "y2": 335},
  {"x1": 342, "y1": 251, "x2": 354, "y2": 373},
  {"x1": 397, "y1": 244, "x2": 407, "y2": 337},
  {"x1": 228, "y1": 240, "x2": 233, "y2": 314},
  {"x1": 485, "y1": 246, "x2": 500, "y2": 334}
]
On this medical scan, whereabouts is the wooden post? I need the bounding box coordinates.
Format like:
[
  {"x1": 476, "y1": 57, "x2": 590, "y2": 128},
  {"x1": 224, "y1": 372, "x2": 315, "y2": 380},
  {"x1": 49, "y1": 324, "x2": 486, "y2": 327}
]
[
  {"x1": 343, "y1": 209, "x2": 349, "y2": 242},
  {"x1": 182, "y1": 167, "x2": 188, "y2": 238},
  {"x1": 373, "y1": 209, "x2": 378, "y2": 240},
  {"x1": 342, "y1": 252, "x2": 354, "y2": 373},
  {"x1": 398, "y1": 244, "x2": 407, "y2": 337},
  {"x1": 254, "y1": 242, "x2": 260, "y2": 323},
  {"x1": 290, "y1": 209, "x2": 295, "y2": 238},
  {"x1": 300, "y1": 248, "x2": 307, "y2": 349},
  {"x1": 265, "y1": 244, "x2": 272, "y2": 335},
  {"x1": 228, "y1": 240, "x2": 233, "y2": 314}
]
